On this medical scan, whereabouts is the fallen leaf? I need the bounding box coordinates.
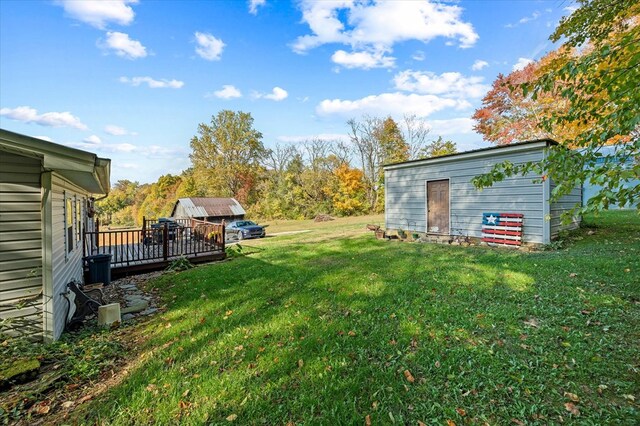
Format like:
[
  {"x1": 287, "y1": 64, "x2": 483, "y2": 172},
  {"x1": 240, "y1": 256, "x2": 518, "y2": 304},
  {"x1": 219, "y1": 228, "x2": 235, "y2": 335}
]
[
  {"x1": 298, "y1": 359, "x2": 304, "y2": 368},
  {"x1": 403, "y1": 369, "x2": 415, "y2": 383},
  {"x1": 182, "y1": 389, "x2": 190, "y2": 398},
  {"x1": 365, "y1": 414, "x2": 371, "y2": 425},
  {"x1": 225, "y1": 310, "x2": 233, "y2": 316},
  {"x1": 446, "y1": 420, "x2": 456, "y2": 426},
  {"x1": 435, "y1": 361, "x2": 441, "y2": 368},
  {"x1": 564, "y1": 392, "x2": 579, "y2": 402},
  {"x1": 348, "y1": 330, "x2": 357, "y2": 337},
  {"x1": 32, "y1": 402, "x2": 50, "y2": 415},
  {"x1": 389, "y1": 339, "x2": 397, "y2": 345},
  {"x1": 564, "y1": 402, "x2": 580, "y2": 416},
  {"x1": 226, "y1": 414, "x2": 238, "y2": 422},
  {"x1": 455, "y1": 407, "x2": 466, "y2": 416},
  {"x1": 569, "y1": 273, "x2": 578, "y2": 278},
  {"x1": 524, "y1": 318, "x2": 539, "y2": 328},
  {"x1": 511, "y1": 419, "x2": 525, "y2": 425},
  {"x1": 418, "y1": 421, "x2": 426, "y2": 426},
  {"x1": 199, "y1": 317, "x2": 206, "y2": 324},
  {"x1": 61, "y1": 401, "x2": 74, "y2": 409},
  {"x1": 77, "y1": 395, "x2": 92, "y2": 404},
  {"x1": 623, "y1": 394, "x2": 635, "y2": 401},
  {"x1": 597, "y1": 384, "x2": 608, "y2": 394}
]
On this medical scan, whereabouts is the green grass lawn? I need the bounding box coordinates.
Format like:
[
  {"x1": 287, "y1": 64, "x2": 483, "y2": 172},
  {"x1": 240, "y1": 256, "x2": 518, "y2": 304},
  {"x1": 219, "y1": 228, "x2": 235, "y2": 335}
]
[{"x1": 80, "y1": 211, "x2": 638, "y2": 425}]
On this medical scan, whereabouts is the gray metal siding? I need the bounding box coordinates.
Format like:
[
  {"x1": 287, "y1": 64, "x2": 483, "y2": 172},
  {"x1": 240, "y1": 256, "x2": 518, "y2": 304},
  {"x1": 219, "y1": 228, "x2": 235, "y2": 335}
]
[
  {"x1": 0, "y1": 152, "x2": 44, "y2": 338},
  {"x1": 385, "y1": 148, "x2": 547, "y2": 243},
  {"x1": 550, "y1": 179, "x2": 582, "y2": 237}
]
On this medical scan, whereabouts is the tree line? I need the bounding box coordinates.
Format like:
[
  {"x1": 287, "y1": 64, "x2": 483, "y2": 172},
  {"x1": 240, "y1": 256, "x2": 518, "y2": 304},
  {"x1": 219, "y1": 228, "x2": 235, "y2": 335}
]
[{"x1": 97, "y1": 114, "x2": 457, "y2": 226}]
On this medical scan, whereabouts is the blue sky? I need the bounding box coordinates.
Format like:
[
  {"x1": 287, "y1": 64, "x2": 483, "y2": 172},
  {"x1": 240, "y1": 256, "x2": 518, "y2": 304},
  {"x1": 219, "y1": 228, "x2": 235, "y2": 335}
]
[{"x1": 0, "y1": 0, "x2": 574, "y2": 184}]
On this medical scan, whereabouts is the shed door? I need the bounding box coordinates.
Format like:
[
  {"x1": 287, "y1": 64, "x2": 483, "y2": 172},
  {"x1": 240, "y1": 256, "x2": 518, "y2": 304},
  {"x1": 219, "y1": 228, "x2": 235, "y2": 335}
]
[{"x1": 427, "y1": 180, "x2": 449, "y2": 234}]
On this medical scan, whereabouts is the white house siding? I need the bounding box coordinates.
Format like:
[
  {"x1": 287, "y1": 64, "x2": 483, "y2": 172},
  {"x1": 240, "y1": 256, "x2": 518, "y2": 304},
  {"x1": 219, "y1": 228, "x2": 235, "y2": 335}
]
[
  {"x1": 385, "y1": 147, "x2": 547, "y2": 244},
  {"x1": 0, "y1": 152, "x2": 44, "y2": 338},
  {"x1": 47, "y1": 174, "x2": 87, "y2": 340},
  {"x1": 549, "y1": 179, "x2": 582, "y2": 237}
]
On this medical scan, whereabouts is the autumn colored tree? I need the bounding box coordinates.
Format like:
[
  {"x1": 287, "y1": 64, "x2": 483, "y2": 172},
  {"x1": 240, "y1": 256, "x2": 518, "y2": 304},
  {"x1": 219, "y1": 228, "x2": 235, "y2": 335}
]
[
  {"x1": 474, "y1": 0, "x2": 639, "y2": 215},
  {"x1": 96, "y1": 179, "x2": 139, "y2": 225},
  {"x1": 190, "y1": 110, "x2": 267, "y2": 206},
  {"x1": 331, "y1": 164, "x2": 367, "y2": 216},
  {"x1": 419, "y1": 136, "x2": 458, "y2": 158}
]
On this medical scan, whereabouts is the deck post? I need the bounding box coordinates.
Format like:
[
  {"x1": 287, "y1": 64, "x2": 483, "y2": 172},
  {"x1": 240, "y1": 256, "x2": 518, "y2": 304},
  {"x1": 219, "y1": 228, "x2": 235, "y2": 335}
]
[
  {"x1": 142, "y1": 216, "x2": 147, "y2": 242},
  {"x1": 221, "y1": 224, "x2": 225, "y2": 251},
  {"x1": 163, "y1": 223, "x2": 169, "y2": 260},
  {"x1": 95, "y1": 218, "x2": 100, "y2": 250}
]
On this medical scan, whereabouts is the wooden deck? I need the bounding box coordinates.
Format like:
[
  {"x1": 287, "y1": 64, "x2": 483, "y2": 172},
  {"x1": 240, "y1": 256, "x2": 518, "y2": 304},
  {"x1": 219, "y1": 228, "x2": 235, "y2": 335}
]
[{"x1": 83, "y1": 219, "x2": 226, "y2": 278}]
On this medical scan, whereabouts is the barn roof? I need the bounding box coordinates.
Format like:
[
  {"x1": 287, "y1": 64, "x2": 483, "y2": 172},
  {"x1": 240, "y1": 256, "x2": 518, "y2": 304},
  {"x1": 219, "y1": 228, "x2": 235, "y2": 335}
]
[{"x1": 171, "y1": 197, "x2": 246, "y2": 218}]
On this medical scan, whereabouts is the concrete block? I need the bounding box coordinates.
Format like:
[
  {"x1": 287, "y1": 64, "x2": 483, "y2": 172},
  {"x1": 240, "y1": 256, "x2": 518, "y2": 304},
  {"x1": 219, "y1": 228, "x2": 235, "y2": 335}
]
[{"x1": 98, "y1": 303, "x2": 121, "y2": 326}]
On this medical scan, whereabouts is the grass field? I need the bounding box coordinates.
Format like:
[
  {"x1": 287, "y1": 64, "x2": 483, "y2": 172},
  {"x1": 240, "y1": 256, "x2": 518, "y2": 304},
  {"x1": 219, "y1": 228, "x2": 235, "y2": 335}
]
[{"x1": 19, "y1": 212, "x2": 640, "y2": 424}]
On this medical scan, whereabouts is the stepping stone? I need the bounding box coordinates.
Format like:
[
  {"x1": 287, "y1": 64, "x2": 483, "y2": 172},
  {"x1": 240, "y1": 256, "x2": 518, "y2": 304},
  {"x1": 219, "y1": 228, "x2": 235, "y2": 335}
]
[{"x1": 121, "y1": 300, "x2": 149, "y2": 314}]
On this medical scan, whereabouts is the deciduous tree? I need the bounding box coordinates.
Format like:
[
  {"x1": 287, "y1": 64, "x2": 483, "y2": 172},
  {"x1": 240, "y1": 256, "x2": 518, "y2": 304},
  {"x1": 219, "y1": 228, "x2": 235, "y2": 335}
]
[
  {"x1": 190, "y1": 110, "x2": 267, "y2": 205},
  {"x1": 474, "y1": 0, "x2": 639, "y2": 215}
]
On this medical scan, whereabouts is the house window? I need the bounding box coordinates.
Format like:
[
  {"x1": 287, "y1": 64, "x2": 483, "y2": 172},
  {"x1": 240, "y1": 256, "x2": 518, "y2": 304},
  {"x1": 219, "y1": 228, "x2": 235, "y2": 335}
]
[
  {"x1": 76, "y1": 198, "x2": 82, "y2": 244},
  {"x1": 66, "y1": 197, "x2": 73, "y2": 254}
]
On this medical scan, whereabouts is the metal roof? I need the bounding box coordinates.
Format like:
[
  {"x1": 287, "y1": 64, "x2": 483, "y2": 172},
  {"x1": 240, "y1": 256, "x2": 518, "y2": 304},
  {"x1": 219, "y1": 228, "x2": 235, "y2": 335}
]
[
  {"x1": 171, "y1": 197, "x2": 246, "y2": 218},
  {"x1": 383, "y1": 139, "x2": 559, "y2": 170}
]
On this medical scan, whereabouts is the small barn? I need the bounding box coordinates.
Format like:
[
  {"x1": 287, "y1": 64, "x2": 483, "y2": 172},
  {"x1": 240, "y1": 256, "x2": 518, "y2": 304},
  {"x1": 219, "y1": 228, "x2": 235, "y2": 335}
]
[
  {"x1": 1, "y1": 129, "x2": 110, "y2": 340},
  {"x1": 171, "y1": 197, "x2": 245, "y2": 223},
  {"x1": 383, "y1": 139, "x2": 581, "y2": 245}
]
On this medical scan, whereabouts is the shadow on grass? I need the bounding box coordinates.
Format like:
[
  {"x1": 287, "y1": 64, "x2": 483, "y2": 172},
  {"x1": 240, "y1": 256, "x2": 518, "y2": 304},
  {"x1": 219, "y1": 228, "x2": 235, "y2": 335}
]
[{"x1": 81, "y1": 212, "x2": 640, "y2": 425}]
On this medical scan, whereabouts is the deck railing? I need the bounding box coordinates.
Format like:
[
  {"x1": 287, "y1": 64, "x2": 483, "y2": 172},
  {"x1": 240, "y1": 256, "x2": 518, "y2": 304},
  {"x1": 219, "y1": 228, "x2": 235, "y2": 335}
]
[{"x1": 83, "y1": 218, "x2": 225, "y2": 268}]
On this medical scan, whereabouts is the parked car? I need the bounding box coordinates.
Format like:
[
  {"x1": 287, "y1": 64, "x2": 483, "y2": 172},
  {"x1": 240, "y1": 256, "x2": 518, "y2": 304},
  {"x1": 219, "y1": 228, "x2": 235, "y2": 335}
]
[
  {"x1": 226, "y1": 220, "x2": 266, "y2": 240},
  {"x1": 144, "y1": 218, "x2": 182, "y2": 244}
]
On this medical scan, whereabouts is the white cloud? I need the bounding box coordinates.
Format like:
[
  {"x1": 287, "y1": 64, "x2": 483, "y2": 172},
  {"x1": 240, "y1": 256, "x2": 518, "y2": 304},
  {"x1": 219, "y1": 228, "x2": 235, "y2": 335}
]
[
  {"x1": 194, "y1": 32, "x2": 225, "y2": 61},
  {"x1": 471, "y1": 59, "x2": 489, "y2": 71},
  {"x1": 119, "y1": 76, "x2": 184, "y2": 89},
  {"x1": 104, "y1": 124, "x2": 131, "y2": 136},
  {"x1": 277, "y1": 133, "x2": 350, "y2": 143},
  {"x1": 393, "y1": 70, "x2": 489, "y2": 98},
  {"x1": 248, "y1": 0, "x2": 266, "y2": 15},
  {"x1": 100, "y1": 31, "x2": 147, "y2": 59},
  {"x1": 412, "y1": 50, "x2": 426, "y2": 61},
  {"x1": 83, "y1": 135, "x2": 102, "y2": 144},
  {"x1": 512, "y1": 57, "x2": 533, "y2": 71},
  {"x1": 210, "y1": 85, "x2": 242, "y2": 99},
  {"x1": 56, "y1": 0, "x2": 137, "y2": 29},
  {"x1": 255, "y1": 87, "x2": 288, "y2": 101},
  {"x1": 292, "y1": 1, "x2": 478, "y2": 69},
  {"x1": 505, "y1": 10, "x2": 544, "y2": 28},
  {"x1": 316, "y1": 92, "x2": 468, "y2": 117},
  {"x1": 0, "y1": 106, "x2": 88, "y2": 130},
  {"x1": 331, "y1": 49, "x2": 395, "y2": 69},
  {"x1": 426, "y1": 117, "x2": 475, "y2": 135}
]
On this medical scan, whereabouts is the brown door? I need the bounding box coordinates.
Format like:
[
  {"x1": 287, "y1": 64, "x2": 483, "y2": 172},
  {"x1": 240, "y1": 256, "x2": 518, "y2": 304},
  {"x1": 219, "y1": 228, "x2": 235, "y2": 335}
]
[{"x1": 427, "y1": 180, "x2": 449, "y2": 234}]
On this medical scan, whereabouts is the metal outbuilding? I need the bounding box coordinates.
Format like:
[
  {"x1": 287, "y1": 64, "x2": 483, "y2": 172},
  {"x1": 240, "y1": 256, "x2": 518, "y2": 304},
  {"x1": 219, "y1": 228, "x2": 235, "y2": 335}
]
[{"x1": 383, "y1": 139, "x2": 582, "y2": 245}]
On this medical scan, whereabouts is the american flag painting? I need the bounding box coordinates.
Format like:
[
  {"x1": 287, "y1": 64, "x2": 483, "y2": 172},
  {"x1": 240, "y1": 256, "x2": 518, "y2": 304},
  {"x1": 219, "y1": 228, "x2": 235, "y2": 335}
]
[{"x1": 482, "y1": 213, "x2": 524, "y2": 247}]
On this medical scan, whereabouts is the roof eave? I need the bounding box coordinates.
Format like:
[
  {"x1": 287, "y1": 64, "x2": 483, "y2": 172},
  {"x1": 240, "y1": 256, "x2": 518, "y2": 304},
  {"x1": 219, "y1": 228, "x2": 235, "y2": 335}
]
[{"x1": 384, "y1": 139, "x2": 558, "y2": 171}]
